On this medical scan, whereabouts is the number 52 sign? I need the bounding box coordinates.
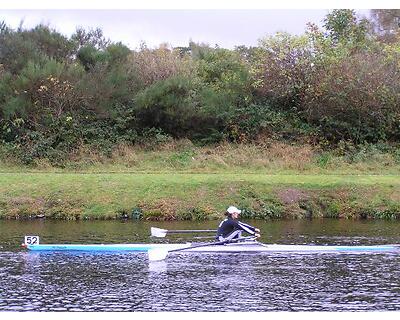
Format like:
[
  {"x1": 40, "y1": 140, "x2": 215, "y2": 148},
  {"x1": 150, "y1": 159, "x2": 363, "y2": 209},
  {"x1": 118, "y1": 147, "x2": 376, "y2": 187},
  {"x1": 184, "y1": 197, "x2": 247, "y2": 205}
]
[{"x1": 24, "y1": 236, "x2": 40, "y2": 245}]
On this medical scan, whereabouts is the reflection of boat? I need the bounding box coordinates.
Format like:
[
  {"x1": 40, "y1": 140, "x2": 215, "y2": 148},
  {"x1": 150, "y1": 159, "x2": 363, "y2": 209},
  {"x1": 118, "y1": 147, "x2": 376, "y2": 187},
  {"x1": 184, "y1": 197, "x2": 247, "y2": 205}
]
[{"x1": 22, "y1": 236, "x2": 400, "y2": 253}]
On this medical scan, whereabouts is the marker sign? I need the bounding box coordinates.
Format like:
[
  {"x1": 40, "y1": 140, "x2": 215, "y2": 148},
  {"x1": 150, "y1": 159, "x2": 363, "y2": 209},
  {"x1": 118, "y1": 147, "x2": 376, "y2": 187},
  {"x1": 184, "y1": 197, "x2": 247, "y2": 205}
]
[{"x1": 24, "y1": 236, "x2": 40, "y2": 245}]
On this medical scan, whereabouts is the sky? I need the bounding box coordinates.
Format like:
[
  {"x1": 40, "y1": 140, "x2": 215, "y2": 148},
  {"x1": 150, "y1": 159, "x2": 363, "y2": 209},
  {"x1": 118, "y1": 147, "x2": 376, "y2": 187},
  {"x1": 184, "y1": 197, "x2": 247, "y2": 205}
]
[{"x1": 0, "y1": 1, "x2": 388, "y2": 49}]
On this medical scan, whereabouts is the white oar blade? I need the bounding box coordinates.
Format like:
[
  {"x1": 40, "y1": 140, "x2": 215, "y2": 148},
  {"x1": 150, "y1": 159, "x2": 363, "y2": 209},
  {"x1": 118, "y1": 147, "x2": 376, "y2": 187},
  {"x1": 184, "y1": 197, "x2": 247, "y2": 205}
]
[
  {"x1": 148, "y1": 248, "x2": 169, "y2": 261},
  {"x1": 151, "y1": 227, "x2": 168, "y2": 238}
]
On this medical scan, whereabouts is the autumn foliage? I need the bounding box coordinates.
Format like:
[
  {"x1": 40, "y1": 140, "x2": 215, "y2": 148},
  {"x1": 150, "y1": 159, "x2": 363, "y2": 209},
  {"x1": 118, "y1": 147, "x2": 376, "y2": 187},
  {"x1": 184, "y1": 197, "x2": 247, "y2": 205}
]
[{"x1": 0, "y1": 10, "x2": 399, "y2": 164}]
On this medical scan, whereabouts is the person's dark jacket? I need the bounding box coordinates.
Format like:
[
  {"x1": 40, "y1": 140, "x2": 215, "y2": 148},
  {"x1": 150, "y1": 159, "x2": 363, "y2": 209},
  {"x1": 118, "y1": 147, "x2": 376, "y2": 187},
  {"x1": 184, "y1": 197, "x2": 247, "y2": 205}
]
[{"x1": 216, "y1": 216, "x2": 257, "y2": 239}]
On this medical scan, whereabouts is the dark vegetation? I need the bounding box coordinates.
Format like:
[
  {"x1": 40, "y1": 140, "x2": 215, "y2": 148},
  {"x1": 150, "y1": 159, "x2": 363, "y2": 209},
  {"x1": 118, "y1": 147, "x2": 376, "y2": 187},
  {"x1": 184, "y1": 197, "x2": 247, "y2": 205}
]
[{"x1": 0, "y1": 9, "x2": 399, "y2": 166}]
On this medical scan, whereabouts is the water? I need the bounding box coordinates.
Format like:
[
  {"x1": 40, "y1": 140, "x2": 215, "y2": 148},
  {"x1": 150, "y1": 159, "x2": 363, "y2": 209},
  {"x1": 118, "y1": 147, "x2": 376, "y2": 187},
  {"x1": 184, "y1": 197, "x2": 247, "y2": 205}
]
[{"x1": 1, "y1": 219, "x2": 400, "y2": 311}]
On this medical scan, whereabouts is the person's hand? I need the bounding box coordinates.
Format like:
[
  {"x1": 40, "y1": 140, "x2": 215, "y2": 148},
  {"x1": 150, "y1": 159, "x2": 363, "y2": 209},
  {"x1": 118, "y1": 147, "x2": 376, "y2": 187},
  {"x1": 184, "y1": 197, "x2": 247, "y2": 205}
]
[
  {"x1": 255, "y1": 233, "x2": 261, "y2": 238},
  {"x1": 255, "y1": 228, "x2": 260, "y2": 233}
]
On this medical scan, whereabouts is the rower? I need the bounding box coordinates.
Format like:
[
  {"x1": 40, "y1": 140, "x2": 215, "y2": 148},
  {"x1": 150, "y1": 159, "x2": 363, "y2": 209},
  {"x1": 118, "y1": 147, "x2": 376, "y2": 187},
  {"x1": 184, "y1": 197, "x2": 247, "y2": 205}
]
[{"x1": 216, "y1": 206, "x2": 260, "y2": 242}]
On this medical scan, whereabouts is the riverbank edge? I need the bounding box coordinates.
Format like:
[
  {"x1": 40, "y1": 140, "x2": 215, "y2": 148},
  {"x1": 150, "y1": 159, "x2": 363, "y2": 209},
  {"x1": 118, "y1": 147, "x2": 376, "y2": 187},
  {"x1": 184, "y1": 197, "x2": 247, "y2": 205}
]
[{"x1": 1, "y1": 173, "x2": 399, "y2": 221}]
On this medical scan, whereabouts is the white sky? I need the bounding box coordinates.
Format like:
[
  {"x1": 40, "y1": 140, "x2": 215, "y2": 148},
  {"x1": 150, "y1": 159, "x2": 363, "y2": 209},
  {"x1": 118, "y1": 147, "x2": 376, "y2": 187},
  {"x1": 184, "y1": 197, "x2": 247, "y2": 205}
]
[{"x1": 0, "y1": 1, "x2": 393, "y2": 49}]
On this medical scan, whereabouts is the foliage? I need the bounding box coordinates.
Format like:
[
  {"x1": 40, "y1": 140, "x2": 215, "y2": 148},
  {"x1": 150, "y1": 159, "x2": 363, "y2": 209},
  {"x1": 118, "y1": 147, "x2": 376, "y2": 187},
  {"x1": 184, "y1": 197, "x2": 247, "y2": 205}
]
[
  {"x1": 302, "y1": 51, "x2": 400, "y2": 143},
  {"x1": 0, "y1": 24, "x2": 75, "y2": 74},
  {"x1": 134, "y1": 76, "x2": 197, "y2": 136},
  {"x1": 128, "y1": 43, "x2": 193, "y2": 89},
  {"x1": 238, "y1": 186, "x2": 283, "y2": 219},
  {"x1": 196, "y1": 48, "x2": 252, "y2": 121},
  {"x1": 0, "y1": 12, "x2": 400, "y2": 164},
  {"x1": 176, "y1": 206, "x2": 217, "y2": 221},
  {"x1": 323, "y1": 9, "x2": 370, "y2": 45},
  {"x1": 240, "y1": 205, "x2": 282, "y2": 219},
  {"x1": 71, "y1": 27, "x2": 110, "y2": 50},
  {"x1": 225, "y1": 103, "x2": 313, "y2": 142},
  {"x1": 76, "y1": 42, "x2": 130, "y2": 71},
  {"x1": 0, "y1": 58, "x2": 87, "y2": 143},
  {"x1": 253, "y1": 32, "x2": 314, "y2": 110}
]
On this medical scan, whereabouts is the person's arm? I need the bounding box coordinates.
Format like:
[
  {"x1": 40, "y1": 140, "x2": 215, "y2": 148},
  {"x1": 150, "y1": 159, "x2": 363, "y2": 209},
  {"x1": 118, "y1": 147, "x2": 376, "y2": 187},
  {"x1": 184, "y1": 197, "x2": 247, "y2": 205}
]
[{"x1": 236, "y1": 221, "x2": 260, "y2": 236}]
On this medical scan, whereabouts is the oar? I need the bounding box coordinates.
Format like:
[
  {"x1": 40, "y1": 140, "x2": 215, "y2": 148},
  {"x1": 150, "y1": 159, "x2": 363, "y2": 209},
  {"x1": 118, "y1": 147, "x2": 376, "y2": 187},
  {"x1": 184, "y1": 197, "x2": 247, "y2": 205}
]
[
  {"x1": 151, "y1": 227, "x2": 216, "y2": 238},
  {"x1": 148, "y1": 236, "x2": 257, "y2": 261}
]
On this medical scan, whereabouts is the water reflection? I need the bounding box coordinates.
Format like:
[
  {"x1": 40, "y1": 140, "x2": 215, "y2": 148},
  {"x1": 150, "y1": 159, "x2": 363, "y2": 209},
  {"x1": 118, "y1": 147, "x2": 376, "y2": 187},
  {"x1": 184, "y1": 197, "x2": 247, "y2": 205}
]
[{"x1": 148, "y1": 261, "x2": 167, "y2": 273}]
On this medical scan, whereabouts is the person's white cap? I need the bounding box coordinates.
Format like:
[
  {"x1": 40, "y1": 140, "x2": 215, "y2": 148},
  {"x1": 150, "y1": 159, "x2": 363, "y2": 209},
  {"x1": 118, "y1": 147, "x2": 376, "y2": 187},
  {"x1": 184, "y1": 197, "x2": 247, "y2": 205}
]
[{"x1": 226, "y1": 206, "x2": 241, "y2": 214}]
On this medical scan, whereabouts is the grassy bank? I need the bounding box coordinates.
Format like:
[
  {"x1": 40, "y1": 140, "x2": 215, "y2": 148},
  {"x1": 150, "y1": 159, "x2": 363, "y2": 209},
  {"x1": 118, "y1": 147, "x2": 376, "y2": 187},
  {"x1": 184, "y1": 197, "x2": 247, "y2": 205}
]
[
  {"x1": 1, "y1": 172, "x2": 399, "y2": 220},
  {"x1": 1, "y1": 141, "x2": 400, "y2": 174},
  {"x1": 1, "y1": 142, "x2": 399, "y2": 220}
]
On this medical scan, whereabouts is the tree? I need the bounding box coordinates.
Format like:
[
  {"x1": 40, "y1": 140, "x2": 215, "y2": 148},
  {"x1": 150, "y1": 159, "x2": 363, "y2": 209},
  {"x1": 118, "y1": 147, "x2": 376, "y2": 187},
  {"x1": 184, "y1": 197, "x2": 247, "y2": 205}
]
[
  {"x1": 253, "y1": 32, "x2": 314, "y2": 110},
  {"x1": 134, "y1": 76, "x2": 197, "y2": 137},
  {"x1": 71, "y1": 27, "x2": 110, "y2": 50},
  {"x1": 1, "y1": 59, "x2": 86, "y2": 127},
  {"x1": 76, "y1": 42, "x2": 131, "y2": 71},
  {"x1": 195, "y1": 48, "x2": 252, "y2": 122},
  {"x1": 76, "y1": 45, "x2": 102, "y2": 71},
  {"x1": 0, "y1": 23, "x2": 75, "y2": 74},
  {"x1": 323, "y1": 9, "x2": 370, "y2": 45},
  {"x1": 302, "y1": 51, "x2": 400, "y2": 143},
  {"x1": 106, "y1": 42, "x2": 131, "y2": 64},
  {"x1": 234, "y1": 45, "x2": 259, "y2": 64},
  {"x1": 128, "y1": 44, "x2": 192, "y2": 90}
]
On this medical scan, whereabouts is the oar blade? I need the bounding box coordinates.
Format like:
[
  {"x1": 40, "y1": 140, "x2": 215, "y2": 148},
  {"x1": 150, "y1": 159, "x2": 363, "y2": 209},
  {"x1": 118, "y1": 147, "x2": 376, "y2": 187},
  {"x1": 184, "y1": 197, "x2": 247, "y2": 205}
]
[
  {"x1": 148, "y1": 248, "x2": 169, "y2": 261},
  {"x1": 151, "y1": 227, "x2": 168, "y2": 238}
]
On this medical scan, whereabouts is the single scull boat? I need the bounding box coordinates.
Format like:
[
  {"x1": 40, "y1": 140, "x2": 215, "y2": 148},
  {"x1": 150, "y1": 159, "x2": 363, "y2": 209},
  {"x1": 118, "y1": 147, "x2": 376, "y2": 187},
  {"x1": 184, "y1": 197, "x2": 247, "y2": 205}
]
[{"x1": 22, "y1": 236, "x2": 400, "y2": 253}]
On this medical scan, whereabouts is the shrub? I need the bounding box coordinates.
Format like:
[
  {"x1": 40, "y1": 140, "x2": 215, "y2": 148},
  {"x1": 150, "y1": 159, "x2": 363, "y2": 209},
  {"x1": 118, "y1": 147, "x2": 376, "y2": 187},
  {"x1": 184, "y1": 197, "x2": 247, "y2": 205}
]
[
  {"x1": 140, "y1": 127, "x2": 171, "y2": 144},
  {"x1": 253, "y1": 32, "x2": 315, "y2": 110},
  {"x1": 176, "y1": 206, "x2": 217, "y2": 221},
  {"x1": 225, "y1": 103, "x2": 313, "y2": 142},
  {"x1": 0, "y1": 24, "x2": 75, "y2": 74},
  {"x1": 303, "y1": 51, "x2": 400, "y2": 143},
  {"x1": 1, "y1": 59, "x2": 86, "y2": 129},
  {"x1": 195, "y1": 48, "x2": 252, "y2": 121},
  {"x1": 128, "y1": 43, "x2": 193, "y2": 89},
  {"x1": 315, "y1": 152, "x2": 332, "y2": 169},
  {"x1": 240, "y1": 204, "x2": 282, "y2": 220},
  {"x1": 134, "y1": 76, "x2": 221, "y2": 140},
  {"x1": 325, "y1": 201, "x2": 341, "y2": 218}
]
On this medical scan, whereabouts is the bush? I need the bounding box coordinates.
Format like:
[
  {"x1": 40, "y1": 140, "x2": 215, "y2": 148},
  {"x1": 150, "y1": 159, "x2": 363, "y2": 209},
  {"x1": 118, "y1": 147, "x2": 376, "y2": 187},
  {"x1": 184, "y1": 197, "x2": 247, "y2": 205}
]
[
  {"x1": 240, "y1": 204, "x2": 282, "y2": 219},
  {"x1": 253, "y1": 32, "x2": 315, "y2": 110},
  {"x1": 303, "y1": 51, "x2": 400, "y2": 144},
  {"x1": 134, "y1": 76, "x2": 222, "y2": 141},
  {"x1": 225, "y1": 103, "x2": 313, "y2": 142},
  {"x1": 176, "y1": 206, "x2": 217, "y2": 221},
  {"x1": 195, "y1": 48, "x2": 252, "y2": 122},
  {"x1": 6, "y1": 115, "x2": 135, "y2": 165},
  {"x1": 1, "y1": 18, "x2": 400, "y2": 164},
  {"x1": 76, "y1": 42, "x2": 131, "y2": 71},
  {"x1": 138, "y1": 127, "x2": 173, "y2": 149},
  {"x1": 0, "y1": 59, "x2": 86, "y2": 129},
  {"x1": 324, "y1": 201, "x2": 341, "y2": 218},
  {"x1": 0, "y1": 24, "x2": 75, "y2": 74},
  {"x1": 128, "y1": 43, "x2": 193, "y2": 89},
  {"x1": 358, "y1": 206, "x2": 400, "y2": 220},
  {"x1": 315, "y1": 152, "x2": 332, "y2": 168}
]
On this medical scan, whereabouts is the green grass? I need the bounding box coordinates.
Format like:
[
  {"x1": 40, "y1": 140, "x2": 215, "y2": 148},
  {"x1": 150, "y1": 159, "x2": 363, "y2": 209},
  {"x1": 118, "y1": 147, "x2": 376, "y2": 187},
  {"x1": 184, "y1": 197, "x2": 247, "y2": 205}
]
[
  {"x1": 1, "y1": 172, "x2": 399, "y2": 220},
  {"x1": 1, "y1": 141, "x2": 399, "y2": 220}
]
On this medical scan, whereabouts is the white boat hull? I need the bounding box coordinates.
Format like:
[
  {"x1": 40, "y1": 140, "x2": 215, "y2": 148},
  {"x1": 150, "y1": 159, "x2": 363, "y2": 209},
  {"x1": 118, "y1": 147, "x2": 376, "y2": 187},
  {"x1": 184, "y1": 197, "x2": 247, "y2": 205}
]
[{"x1": 24, "y1": 242, "x2": 400, "y2": 253}]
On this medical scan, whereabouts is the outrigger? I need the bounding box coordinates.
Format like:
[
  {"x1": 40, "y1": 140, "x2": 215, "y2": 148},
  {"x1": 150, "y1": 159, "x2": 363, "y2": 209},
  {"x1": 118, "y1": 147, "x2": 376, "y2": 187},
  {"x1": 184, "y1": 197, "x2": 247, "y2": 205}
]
[{"x1": 22, "y1": 228, "x2": 400, "y2": 261}]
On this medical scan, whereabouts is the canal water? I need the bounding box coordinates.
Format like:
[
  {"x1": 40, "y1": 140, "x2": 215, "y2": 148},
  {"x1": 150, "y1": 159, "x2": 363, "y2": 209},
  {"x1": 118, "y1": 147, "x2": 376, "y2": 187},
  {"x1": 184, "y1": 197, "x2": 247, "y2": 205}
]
[{"x1": 0, "y1": 219, "x2": 400, "y2": 311}]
